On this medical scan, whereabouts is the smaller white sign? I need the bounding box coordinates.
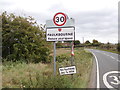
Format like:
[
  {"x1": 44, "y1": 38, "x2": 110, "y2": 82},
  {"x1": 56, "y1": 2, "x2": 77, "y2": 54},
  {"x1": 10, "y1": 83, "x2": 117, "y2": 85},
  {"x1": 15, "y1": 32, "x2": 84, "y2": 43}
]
[{"x1": 59, "y1": 66, "x2": 76, "y2": 75}]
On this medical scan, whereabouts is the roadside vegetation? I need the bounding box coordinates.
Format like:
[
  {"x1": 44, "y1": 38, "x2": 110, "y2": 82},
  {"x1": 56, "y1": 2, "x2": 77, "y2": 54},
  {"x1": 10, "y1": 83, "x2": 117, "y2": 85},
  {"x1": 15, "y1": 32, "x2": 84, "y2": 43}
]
[
  {"x1": 57, "y1": 40, "x2": 119, "y2": 54},
  {"x1": 95, "y1": 48, "x2": 119, "y2": 54},
  {"x1": 2, "y1": 12, "x2": 52, "y2": 63},
  {"x1": 95, "y1": 42, "x2": 119, "y2": 54},
  {"x1": 2, "y1": 48, "x2": 93, "y2": 88}
]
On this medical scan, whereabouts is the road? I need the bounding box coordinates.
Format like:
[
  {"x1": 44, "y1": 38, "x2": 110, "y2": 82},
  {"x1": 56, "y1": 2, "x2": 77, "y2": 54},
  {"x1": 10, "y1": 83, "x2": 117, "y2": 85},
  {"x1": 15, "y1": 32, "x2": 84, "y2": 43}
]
[{"x1": 88, "y1": 49, "x2": 120, "y2": 89}]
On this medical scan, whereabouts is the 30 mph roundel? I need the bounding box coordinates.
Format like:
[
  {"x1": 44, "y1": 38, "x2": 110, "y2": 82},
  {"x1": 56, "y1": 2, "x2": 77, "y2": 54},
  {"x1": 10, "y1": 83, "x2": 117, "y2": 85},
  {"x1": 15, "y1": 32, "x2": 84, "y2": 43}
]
[{"x1": 53, "y1": 12, "x2": 67, "y2": 26}]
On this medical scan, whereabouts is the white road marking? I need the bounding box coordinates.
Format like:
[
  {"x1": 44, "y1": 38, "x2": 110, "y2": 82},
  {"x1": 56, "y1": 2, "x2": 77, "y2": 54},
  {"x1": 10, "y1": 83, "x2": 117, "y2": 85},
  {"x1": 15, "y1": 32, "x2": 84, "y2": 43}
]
[
  {"x1": 101, "y1": 52, "x2": 110, "y2": 57},
  {"x1": 109, "y1": 76, "x2": 120, "y2": 85},
  {"x1": 101, "y1": 52, "x2": 120, "y2": 62},
  {"x1": 89, "y1": 51, "x2": 100, "y2": 88},
  {"x1": 103, "y1": 71, "x2": 120, "y2": 89},
  {"x1": 109, "y1": 56, "x2": 120, "y2": 62},
  {"x1": 105, "y1": 54, "x2": 110, "y2": 57},
  {"x1": 116, "y1": 59, "x2": 120, "y2": 62},
  {"x1": 110, "y1": 56, "x2": 115, "y2": 59}
]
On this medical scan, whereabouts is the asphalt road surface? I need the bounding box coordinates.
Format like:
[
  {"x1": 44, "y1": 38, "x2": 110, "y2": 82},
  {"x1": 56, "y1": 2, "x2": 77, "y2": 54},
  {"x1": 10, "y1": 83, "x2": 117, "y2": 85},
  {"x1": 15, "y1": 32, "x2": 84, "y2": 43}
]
[{"x1": 88, "y1": 49, "x2": 120, "y2": 89}]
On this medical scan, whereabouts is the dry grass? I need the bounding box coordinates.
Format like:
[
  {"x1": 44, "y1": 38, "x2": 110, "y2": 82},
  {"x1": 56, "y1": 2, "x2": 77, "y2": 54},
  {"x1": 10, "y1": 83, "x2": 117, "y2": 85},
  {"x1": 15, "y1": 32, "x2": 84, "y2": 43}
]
[
  {"x1": 56, "y1": 48, "x2": 70, "y2": 55},
  {"x1": 2, "y1": 48, "x2": 93, "y2": 88},
  {"x1": 50, "y1": 48, "x2": 71, "y2": 56},
  {"x1": 2, "y1": 62, "x2": 53, "y2": 88}
]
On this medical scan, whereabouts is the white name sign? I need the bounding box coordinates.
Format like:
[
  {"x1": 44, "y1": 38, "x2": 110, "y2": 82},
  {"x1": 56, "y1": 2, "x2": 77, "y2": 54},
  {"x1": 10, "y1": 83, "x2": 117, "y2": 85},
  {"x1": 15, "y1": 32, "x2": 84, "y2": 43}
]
[
  {"x1": 59, "y1": 66, "x2": 76, "y2": 75},
  {"x1": 46, "y1": 27, "x2": 74, "y2": 41}
]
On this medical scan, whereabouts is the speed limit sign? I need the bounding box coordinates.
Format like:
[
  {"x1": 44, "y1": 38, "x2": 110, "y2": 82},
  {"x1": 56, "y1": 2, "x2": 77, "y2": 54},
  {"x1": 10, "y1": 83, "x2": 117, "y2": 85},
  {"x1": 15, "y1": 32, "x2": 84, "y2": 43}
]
[{"x1": 53, "y1": 12, "x2": 67, "y2": 26}]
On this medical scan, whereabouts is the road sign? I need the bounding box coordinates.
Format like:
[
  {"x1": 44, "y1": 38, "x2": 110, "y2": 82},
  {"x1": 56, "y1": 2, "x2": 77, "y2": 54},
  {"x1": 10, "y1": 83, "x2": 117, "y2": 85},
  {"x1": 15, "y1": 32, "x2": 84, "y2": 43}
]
[
  {"x1": 53, "y1": 12, "x2": 67, "y2": 26},
  {"x1": 59, "y1": 66, "x2": 76, "y2": 75},
  {"x1": 46, "y1": 27, "x2": 75, "y2": 41},
  {"x1": 46, "y1": 12, "x2": 75, "y2": 76}
]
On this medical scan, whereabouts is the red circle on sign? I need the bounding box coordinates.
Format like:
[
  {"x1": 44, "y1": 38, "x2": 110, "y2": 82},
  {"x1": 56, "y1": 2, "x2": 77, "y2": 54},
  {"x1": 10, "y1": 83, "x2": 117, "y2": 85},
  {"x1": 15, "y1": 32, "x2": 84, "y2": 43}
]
[{"x1": 53, "y1": 12, "x2": 67, "y2": 26}]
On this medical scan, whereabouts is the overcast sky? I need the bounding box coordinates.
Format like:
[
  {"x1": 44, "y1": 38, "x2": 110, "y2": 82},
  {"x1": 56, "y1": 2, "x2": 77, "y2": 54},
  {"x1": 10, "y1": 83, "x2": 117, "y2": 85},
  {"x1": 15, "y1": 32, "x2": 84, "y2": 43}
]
[{"x1": 0, "y1": 0, "x2": 119, "y2": 43}]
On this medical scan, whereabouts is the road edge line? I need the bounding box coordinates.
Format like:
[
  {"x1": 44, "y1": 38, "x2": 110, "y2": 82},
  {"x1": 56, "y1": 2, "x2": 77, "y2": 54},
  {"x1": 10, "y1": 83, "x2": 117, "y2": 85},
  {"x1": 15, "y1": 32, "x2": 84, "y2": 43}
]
[{"x1": 91, "y1": 51, "x2": 100, "y2": 88}]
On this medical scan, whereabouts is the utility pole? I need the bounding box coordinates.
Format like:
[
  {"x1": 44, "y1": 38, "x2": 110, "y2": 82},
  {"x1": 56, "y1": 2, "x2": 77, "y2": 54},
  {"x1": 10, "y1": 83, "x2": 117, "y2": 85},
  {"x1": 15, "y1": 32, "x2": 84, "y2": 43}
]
[
  {"x1": 83, "y1": 37, "x2": 84, "y2": 49},
  {"x1": 82, "y1": 37, "x2": 84, "y2": 44}
]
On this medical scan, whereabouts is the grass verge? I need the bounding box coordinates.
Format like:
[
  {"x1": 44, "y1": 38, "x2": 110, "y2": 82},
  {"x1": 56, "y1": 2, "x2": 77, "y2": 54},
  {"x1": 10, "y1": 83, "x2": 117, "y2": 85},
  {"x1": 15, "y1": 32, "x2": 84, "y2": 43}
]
[
  {"x1": 2, "y1": 48, "x2": 93, "y2": 88},
  {"x1": 95, "y1": 48, "x2": 119, "y2": 54}
]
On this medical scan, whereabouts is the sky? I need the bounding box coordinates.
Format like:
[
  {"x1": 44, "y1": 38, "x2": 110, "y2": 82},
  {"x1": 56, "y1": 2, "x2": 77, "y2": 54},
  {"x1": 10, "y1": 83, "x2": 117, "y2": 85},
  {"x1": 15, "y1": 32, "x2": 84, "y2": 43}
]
[{"x1": 0, "y1": 0, "x2": 119, "y2": 43}]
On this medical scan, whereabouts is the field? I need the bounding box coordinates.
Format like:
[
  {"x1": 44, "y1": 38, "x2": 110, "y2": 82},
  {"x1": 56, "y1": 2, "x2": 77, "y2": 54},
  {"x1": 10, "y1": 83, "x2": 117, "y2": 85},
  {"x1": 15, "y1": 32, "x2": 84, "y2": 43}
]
[
  {"x1": 2, "y1": 48, "x2": 93, "y2": 88},
  {"x1": 98, "y1": 49, "x2": 119, "y2": 54}
]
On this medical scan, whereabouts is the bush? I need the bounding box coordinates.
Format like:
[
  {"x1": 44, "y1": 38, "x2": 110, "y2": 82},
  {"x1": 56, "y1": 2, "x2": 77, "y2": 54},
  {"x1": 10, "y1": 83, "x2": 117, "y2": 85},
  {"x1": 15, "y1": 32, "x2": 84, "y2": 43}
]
[
  {"x1": 2, "y1": 12, "x2": 52, "y2": 63},
  {"x1": 20, "y1": 74, "x2": 72, "y2": 88},
  {"x1": 56, "y1": 54, "x2": 70, "y2": 63}
]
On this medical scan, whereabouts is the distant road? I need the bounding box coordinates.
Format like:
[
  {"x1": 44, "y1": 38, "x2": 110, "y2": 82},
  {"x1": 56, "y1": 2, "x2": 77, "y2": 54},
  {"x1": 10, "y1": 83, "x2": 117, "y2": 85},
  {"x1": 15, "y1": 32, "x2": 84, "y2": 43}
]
[{"x1": 88, "y1": 49, "x2": 120, "y2": 89}]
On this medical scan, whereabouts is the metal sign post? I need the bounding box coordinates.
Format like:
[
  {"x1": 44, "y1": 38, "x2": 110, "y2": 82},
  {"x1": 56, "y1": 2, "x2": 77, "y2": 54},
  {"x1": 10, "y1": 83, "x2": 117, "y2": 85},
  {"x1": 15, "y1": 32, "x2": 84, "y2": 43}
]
[
  {"x1": 53, "y1": 41, "x2": 56, "y2": 76},
  {"x1": 71, "y1": 27, "x2": 75, "y2": 66}
]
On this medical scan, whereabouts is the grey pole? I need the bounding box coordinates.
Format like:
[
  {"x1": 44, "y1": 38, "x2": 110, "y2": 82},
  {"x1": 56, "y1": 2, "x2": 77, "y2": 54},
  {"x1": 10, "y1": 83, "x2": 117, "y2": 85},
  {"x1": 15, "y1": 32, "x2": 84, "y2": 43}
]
[
  {"x1": 83, "y1": 37, "x2": 84, "y2": 44},
  {"x1": 53, "y1": 41, "x2": 56, "y2": 76},
  {"x1": 83, "y1": 37, "x2": 84, "y2": 50},
  {"x1": 71, "y1": 41, "x2": 73, "y2": 65}
]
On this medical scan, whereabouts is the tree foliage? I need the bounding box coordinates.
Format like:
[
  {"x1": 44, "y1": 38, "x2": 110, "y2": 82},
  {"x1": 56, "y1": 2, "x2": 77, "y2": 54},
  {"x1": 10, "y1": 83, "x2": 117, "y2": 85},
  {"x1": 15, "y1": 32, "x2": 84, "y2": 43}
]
[
  {"x1": 117, "y1": 43, "x2": 120, "y2": 53},
  {"x1": 92, "y1": 39, "x2": 98, "y2": 44},
  {"x1": 2, "y1": 12, "x2": 51, "y2": 63},
  {"x1": 85, "y1": 40, "x2": 91, "y2": 44},
  {"x1": 74, "y1": 40, "x2": 80, "y2": 45},
  {"x1": 92, "y1": 39, "x2": 100, "y2": 46}
]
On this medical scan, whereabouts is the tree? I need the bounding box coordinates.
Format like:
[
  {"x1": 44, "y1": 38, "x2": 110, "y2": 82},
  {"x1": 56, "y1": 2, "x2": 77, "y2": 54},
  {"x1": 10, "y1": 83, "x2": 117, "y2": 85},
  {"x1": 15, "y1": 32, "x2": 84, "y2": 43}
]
[
  {"x1": 74, "y1": 40, "x2": 80, "y2": 45},
  {"x1": 93, "y1": 39, "x2": 98, "y2": 44},
  {"x1": 2, "y1": 12, "x2": 51, "y2": 63},
  {"x1": 106, "y1": 42, "x2": 110, "y2": 50},
  {"x1": 85, "y1": 40, "x2": 91, "y2": 44},
  {"x1": 117, "y1": 43, "x2": 120, "y2": 53},
  {"x1": 92, "y1": 39, "x2": 100, "y2": 46}
]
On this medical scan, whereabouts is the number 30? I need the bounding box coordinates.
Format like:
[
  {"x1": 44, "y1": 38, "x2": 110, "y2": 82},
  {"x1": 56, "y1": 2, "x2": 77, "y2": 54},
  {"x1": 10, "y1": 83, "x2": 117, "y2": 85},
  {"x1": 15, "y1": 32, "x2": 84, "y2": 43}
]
[
  {"x1": 56, "y1": 16, "x2": 64, "y2": 23},
  {"x1": 109, "y1": 76, "x2": 120, "y2": 85}
]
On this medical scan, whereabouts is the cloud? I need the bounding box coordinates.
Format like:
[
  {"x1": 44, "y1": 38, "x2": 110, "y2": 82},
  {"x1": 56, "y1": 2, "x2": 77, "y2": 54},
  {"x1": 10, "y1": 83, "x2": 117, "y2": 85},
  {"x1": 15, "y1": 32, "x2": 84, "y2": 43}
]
[
  {"x1": 0, "y1": 0, "x2": 13, "y2": 6},
  {"x1": 0, "y1": 0, "x2": 15, "y2": 13},
  {"x1": 0, "y1": 0, "x2": 118, "y2": 43},
  {"x1": 71, "y1": 9, "x2": 118, "y2": 43}
]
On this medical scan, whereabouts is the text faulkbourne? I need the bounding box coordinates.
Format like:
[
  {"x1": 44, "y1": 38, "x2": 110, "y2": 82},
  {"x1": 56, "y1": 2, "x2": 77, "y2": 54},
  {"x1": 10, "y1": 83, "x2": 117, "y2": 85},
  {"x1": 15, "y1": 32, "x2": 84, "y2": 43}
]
[{"x1": 47, "y1": 33, "x2": 73, "y2": 36}]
